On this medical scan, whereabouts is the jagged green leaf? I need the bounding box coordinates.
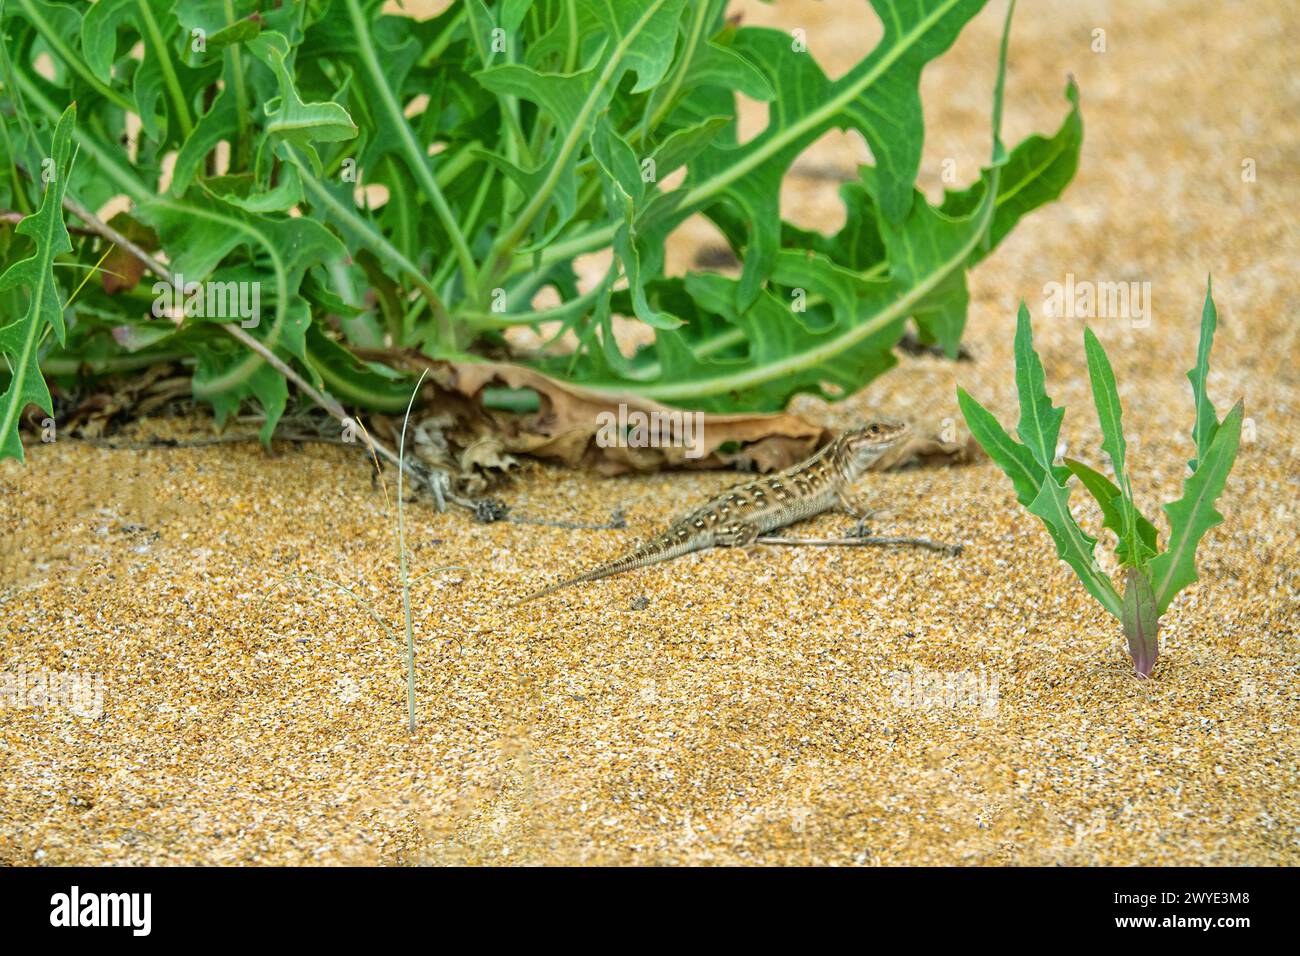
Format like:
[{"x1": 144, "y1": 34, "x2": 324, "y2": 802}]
[
  {"x1": 1082, "y1": 326, "x2": 1153, "y2": 566},
  {"x1": 1188, "y1": 277, "x2": 1220, "y2": 471},
  {"x1": 473, "y1": 0, "x2": 688, "y2": 249},
  {"x1": 249, "y1": 32, "x2": 358, "y2": 169},
  {"x1": 1, "y1": 0, "x2": 1082, "y2": 454},
  {"x1": 942, "y1": 79, "x2": 1082, "y2": 260},
  {"x1": 1063, "y1": 457, "x2": 1158, "y2": 567},
  {"x1": 303, "y1": 324, "x2": 415, "y2": 413},
  {"x1": 1014, "y1": 301, "x2": 1064, "y2": 469},
  {"x1": 132, "y1": 194, "x2": 347, "y2": 437},
  {"x1": 648, "y1": 115, "x2": 731, "y2": 179},
  {"x1": 78, "y1": 0, "x2": 218, "y2": 143},
  {"x1": 1148, "y1": 400, "x2": 1243, "y2": 614},
  {"x1": 1083, "y1": 327, "x2": 1128, "y2": 482},
  {"x1": 1027, "y1": 475, "x2": 1122, "y2": 619},
  {"x1": 957, "y1": 387, "x2": 1046, "y2": 507},
  {"x1": 0, "y1": 103, "x2": 74, "y2": 461},
  {"x1": 656, "y1": 2, "x2": 986, "y2": 308},
  {"x1": 589, "y1": 116, "x2": 680, "y2": 330}
]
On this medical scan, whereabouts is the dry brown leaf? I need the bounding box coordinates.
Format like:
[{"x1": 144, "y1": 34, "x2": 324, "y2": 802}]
[
  {"x1": 873, "y1": 429, "x2": 984, "y2": 471},
  {"x1": 403, "y1": 356, "x2": 827, "y2": 475},
  {"x1": 365, "y1": 353, "x2": 979, "y2": 478},
  {"x1": 99, "y1": 213, "x2": 159, "y2": 295},
  {"x1": 33, "y1": 365, "x2": 190, "y2": 440}
]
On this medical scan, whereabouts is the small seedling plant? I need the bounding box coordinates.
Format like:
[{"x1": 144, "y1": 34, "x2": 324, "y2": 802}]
[
  {"x1": 957, "y1": 282, "x2": 1243, "y2": 678},
  {"x1": 0, "y1": 0, "x2": 1081, "y2": 461}
]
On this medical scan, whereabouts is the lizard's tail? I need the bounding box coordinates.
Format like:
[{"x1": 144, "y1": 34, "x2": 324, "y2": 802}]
[
  {"x1": 512, "y1": 534, "x2": 694, "y2": 606},
  {"x1": 512, "y1": 552, "x2": 648, "y2": 606},
  {"x1": 512, "y1": 569, "x2": 606, "y2": 606}
]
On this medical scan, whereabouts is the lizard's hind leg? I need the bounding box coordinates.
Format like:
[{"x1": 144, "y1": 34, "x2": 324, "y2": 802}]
[{"x1": 715, "y1": 521, "x2": 760, "y2": 548}]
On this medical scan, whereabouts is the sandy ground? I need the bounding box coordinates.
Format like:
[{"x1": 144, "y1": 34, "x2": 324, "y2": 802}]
[{"x1": 2, "y1": 0, "x2": 1298, "y2": 865}]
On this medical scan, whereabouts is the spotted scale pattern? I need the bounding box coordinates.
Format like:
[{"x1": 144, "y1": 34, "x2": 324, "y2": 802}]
[{"x1": 514, "y1": 421, "x2": 908, "y2": 604}]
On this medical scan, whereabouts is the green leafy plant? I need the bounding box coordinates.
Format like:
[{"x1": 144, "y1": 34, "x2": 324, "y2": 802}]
[
  {"x1": 957, "y1": 281, "x2": 1244, "y2": 678},
  {"x1": 1, "y1": 0, "x2": 1081, "y2": 462}
]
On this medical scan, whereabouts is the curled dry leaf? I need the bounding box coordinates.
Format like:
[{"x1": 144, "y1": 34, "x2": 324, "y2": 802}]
[
  {"x1": 99, "y1": 213, "x2": 160, "y2": 295},
  {"x1": 874, "y1": 429, "x2": 984, "y2": 471},
  {"x1": 369, "y1": 353, "x2": 979, "y2": 479},
  {"x1": 28, "y1": 364, "x2": 191, "y2": 440}
]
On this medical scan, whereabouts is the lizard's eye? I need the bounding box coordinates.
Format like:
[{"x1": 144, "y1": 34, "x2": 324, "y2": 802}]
[{"x1": 868, "y1": 425, "x2": 880, "y2": 436}]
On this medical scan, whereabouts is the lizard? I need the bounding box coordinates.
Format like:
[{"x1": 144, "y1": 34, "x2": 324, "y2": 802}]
[{"x1": 514, "y1": 419, "x2": 909, "y2": 604}]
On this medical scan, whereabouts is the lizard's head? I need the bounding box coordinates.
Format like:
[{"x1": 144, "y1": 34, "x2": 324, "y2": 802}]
[{"x1": 839, "y1": 419, "x2": 909, "y2": 473}]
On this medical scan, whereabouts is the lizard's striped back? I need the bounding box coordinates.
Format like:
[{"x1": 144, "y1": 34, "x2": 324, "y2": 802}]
[
  {"x1": 513, "y1": 422, "x2": 907, "y2": 604},
  {"x1": 682, "y1": 442, "x2": 842, "y2": 533}
]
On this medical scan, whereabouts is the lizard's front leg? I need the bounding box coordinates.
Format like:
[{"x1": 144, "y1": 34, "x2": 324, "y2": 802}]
[{"x1": 837, "y1": 488, "x2": 879, "y2": 537}]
